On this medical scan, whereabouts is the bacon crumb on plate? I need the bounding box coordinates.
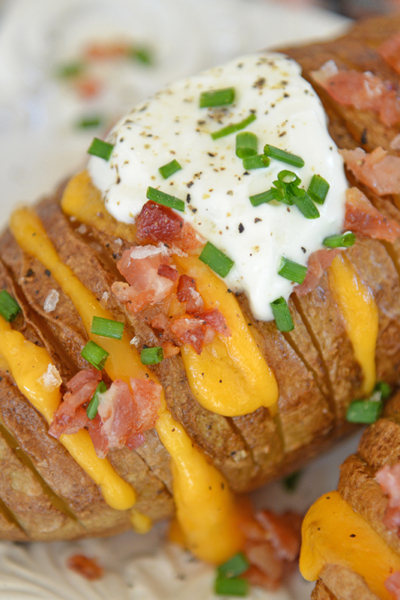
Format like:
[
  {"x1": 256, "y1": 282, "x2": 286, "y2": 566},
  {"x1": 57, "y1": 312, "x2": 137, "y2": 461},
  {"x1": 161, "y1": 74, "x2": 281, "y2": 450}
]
[{"x1": 67, "y1": 554, "x2": 104, "y2": 580}]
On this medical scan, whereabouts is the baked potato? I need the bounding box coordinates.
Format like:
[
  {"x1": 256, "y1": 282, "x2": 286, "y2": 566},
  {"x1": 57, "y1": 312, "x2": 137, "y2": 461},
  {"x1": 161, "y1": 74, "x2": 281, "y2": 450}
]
[{"x1": 0, "y1": 11, "x2": 400, "y2": 563}]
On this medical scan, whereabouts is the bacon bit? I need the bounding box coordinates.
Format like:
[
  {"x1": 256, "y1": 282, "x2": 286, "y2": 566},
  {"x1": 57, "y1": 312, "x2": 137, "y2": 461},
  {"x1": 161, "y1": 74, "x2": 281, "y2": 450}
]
[
  {"x1": 74, "y1": 77, "x2": 103, "y2": 99},
  {"x1": 112, "y1": 244, "x2": 176, "y2": 313},
  {"x1": 161, "y1": 341, "x2": 180, "y2": 358},
  {"x1": 376, "y1": 463, "x2": 400, "y2": 534},
  {"x1": 97, "y1": 379, "x2": 137, "y2": 450},
  {"x1": 67, "y1": 554, "x2": 104, "y2": 580},
  {"x1": 136, "y1": 201, "x2": 203, "y2": 252},
  {"x1": 391, "y1": 134, "x2": 400, "y2": 150},
  {"x1": 129, "y1": 378, "x2": 162, "y2": 431},
  {"x1": 294, "y1": 248, "x2": 342, "y2": 297},
  {"x1": 84, "y1": 42, "x2": 129, "y2": 60},
  {"x1": 49, "y1": 369, "x2": 101, "y2": 438},
  {"x1": 126, "y1": 432, "x2": 146, "y2": 450},
  {"x1": 385, "y1": 571, "x2": 400, "y2": 599},
  {"x1": 344, "y1": 187, "x2": 400, "y2": 243},
  {"x1": 197, "y1": 309, "x2": 231, "y2": 337},
  {"x1": 379, "y1": 33, "x2": 400, "y2": 76},
  {"x1": 311, "y1": 60, "x2": 400, "y2": 126},
  {"x1": 170, "y1": 316, "x2": 207, "y2": 354},
  {"x1": 239, "y1": 509, "x2": 302, "y2": 592},
  {"x1": 157, "y1": 263, "x2": 179, "y2": 281},
  {"x1": 87, "y1": 414, "x2": 109, "y2": 459},
  {"x1": 341, "y1": 147, "x2": 400, "y2": 196},
  {"x1": 177, "y1": 274, "x2": 204, "y2": 313},
  {"x1": 150, "y1": 312, "x2": 170, "y2": 332}
]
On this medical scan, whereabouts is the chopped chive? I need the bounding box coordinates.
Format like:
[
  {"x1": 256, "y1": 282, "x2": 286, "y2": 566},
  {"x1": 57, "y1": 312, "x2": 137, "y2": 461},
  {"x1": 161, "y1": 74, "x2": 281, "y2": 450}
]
[
  {"x1": 346, "y1": 399, "x2": 383, "y2": 424},
  {"x1": 200, "y1": 87, "x2": 235, "y2": 108},
  {"x1": 76, "y1": 115, "x2": 103, "y2": 129},
  {"x1": 158, "y1": 159, "x2": 182, "y2": 179},
  {"x1": 271, "y1": 297, "x2": 294, "y2": 332},
  {"x1": 211, "y1": 113, "x2": 256, "y2": 140},
  {"x1": 289, "y1": 186, "x2": 320, "y2": 219},
  {"x1": 91, "y1": 316, "x2": 124, "y2": 340},
  {"x1": 215, "y1": 576, "x2": 249, "y2": 597},
  {"x1": 56, "y1": 62, "x2": 85, "y2": 78},
  {"x1": 81, "y1": 341, "x2": 109, "y2": 370},
  {"x1": 236, "y1": 132, "x2": 258, "y2": 158},
  {"x1": 217, "y1": 553, "x2": 250, "y2": 578},
  {"x1": 242, "y1": 154, "x2": 270, "y2": 170},
  {"x1": 146, "y1": 187, "x2": 185, "y2": 212},
  {"x1": 283, "y1": 471, "x2": 302, "y2": 492},
  {"x1": 0, "y1": 289, "x2": 21, "y2": 322},
  {"x1": 86, "y1": 380, "x2": 107, "y2": 419},
  {"x1": 87, "y1": 138, "x2": 114, "y2": 161},
  {"x1": 140, "y1": 346, "x2": 164, "y2": 365},
  {"x1": 375, "y1": 381, "x2": 392, "y2": 400},
  {"x1": 249, "y1": 188, "x2": 281, "y2": 207},
  {"x1": 308, "y1": 174, "x2": 330, "y2": 204},
  {"x1": 277, "y1": 170, "x2": 301, "y2": 187},
  {"x1": 278, "y1": 257, "x2": 307, "y2": 285},
  {"x1": 199, "y1": 242, "x2": 234, "y2": 278},
  {"x1": 272, "y1": 180, "x2": 293, "y2": 205},
  {"x1": 264, "y1": 144, "x2": 305, "y2": 168},
  {"x1": 133, "y1": 46, "x2": 154, "y2": 65},
  {"x1": 323, "y1": 232, "x2": 356, "y2": 248}
]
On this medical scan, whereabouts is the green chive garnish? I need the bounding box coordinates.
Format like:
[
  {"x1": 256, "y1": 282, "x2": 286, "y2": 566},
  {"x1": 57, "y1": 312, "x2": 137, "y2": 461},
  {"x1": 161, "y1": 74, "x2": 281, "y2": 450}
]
[
  {"x1": 146, "y1": 187, "x2": 185, "y2": 212},
  {"x1": 308, "y1": 174, "x2": 330, "y2": 204},
  {"x1": 271, "y1": 297, "x2": 294, "y2": 332},
  {"x1": 375, "y1": 381, "x2": 392, "y2": 400},
  {"x1": 200, "y1": 87, "x2": 235, "y2": 108},
  {"x1": 132, "y1": 46, "x2": 154, "y2": 65},
  {"x1": 76, "y1": 115, "x2": 103, "y2": 129},
  {"x1": 158, "y1": 159, "x2": 182, "y2": 179},
  {"x1": 140, "y1": 346, "x2": 164, "y2": 365},
  {"x1": 323, "y1": 232, "x2": 356, "y2": 248},
  {"x1": 277, "y1": 170, "x2": 301, "y2": 187},
  {"x1": 278, "y1": 257, "x2": 307, "y2": 285},
  {"x1": 283, "y1": 471, "x2": 302, "y2": 492},
  {"x1": 86, "y1": 380, "x2": 107, "y2": 419},
  {"x1": 214, "y1": 576, "x2": 249, "y2": 597},
  {"x1": 199, "y1": 242, "x2": 234, "y2": 278},
  {"x1": 91, "y1": 316, "x2": 124, "y2": 340},
  {"x1": 0, "y1": 290, "x2": 21, "y2": 322},
  {"x1": 236, "y1": 132, "x2": 258, "y2": 158},
  {"x1": 217, "y1": 553, "x2": 250, "y2": 578},
  {"x1": 211, "y1": 113, "x2": 256, "y2": 140},
  {"x1": 87, "y1": 138, "x2": 114, "y2": 161},
  {"x1": 81, "y1": 341, "x2": 109, "y2": 370},
  {"x1": 289, "y1": 186, "x2": 320, "y2": 219},
  {"x1": 56, "y1": 62, "x2": 85, "y2": 78},
  {"x1": 346, "y1": 399, "x2": 383, "y2": 424},
  {"x1": 249, "y1": 188, "x2": 281, "y2": 207},
  {"x1": 264, "y1": 144, "x2": 305, "y2": 168},
  {"x1": 242, "y1": 154, "x2": 270, "y2": 170}
]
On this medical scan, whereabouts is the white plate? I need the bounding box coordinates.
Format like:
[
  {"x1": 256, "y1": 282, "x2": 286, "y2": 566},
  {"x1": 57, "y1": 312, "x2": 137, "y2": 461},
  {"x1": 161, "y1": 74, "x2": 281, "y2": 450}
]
[{"x1": 0, "y1": 1, "x2": 352, "y2": 598}]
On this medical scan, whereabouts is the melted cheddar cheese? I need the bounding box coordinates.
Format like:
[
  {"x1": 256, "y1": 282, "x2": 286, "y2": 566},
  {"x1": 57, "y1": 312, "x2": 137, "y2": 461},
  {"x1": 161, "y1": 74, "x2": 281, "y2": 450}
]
[
  {"x1": 0, "y1": 316, "x2": 136, "y2": 511},
  {"x1": 329, "y1": 253, "x2": 378, "y2": 396},
  {"x1": 300, "y1": 491, "x2": 400, "y2": 600},
  {"x1": 62, "y1": 171, "x2": 278, "y2": 417},
  {"x1": 9, "y1": 206, "x2": 243, "y2": 563}
]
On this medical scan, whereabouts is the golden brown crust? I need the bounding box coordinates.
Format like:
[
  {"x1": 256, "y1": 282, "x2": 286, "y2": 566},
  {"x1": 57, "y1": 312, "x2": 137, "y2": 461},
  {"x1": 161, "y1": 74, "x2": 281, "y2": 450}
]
[{"x1": 318, "y1": 564, "x2": 379, "y2": 600}]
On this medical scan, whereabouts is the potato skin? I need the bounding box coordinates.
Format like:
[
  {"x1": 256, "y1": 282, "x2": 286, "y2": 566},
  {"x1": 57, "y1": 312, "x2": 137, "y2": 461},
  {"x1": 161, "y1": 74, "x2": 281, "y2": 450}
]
[{"x1": 2, "y1": 13, "x2": 400, "y2": 540}]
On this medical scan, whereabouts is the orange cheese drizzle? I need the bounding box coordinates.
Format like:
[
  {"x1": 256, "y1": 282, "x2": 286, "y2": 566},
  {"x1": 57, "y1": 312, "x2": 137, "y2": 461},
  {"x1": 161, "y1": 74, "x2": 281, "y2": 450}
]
[
  {"x1": 9, "y1": 206, "x2": 243, "y2": 563},
  {"x1": 61, "y1": 171, "x2": 278, "y2": 417},
  {"x1": 329, "y1": 253, "x2": 378, "y2": 396},
  {"x1": 300, "y1": 491, "x2": 400, "y2": 600}
]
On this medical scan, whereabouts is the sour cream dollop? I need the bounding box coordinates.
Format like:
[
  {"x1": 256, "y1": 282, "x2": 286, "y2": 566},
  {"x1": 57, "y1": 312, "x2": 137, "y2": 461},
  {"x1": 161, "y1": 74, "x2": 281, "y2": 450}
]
[{"x1": 89, "y1": 52, "x2": 348, "y2": 321}]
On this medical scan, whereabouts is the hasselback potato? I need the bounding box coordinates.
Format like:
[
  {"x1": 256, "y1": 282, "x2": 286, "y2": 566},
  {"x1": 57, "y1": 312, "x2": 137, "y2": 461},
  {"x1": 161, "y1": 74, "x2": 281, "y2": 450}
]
[{"x1": 1, "y1": 11, "x2": 400, "y2": 559}]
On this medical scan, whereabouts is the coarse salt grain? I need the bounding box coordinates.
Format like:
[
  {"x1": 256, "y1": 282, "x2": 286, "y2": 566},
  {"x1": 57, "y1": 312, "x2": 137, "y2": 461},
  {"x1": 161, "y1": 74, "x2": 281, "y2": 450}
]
[
  {"x1": 43, "y1": 289, "x2": 59, "y2": 313},
  {"x1": 38, "y1": 364, "x2": 62, "y2": 391}
]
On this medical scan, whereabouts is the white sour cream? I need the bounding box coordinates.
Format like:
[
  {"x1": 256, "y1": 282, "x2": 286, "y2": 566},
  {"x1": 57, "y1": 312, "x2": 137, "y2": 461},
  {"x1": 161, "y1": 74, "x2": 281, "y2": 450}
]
[{"x1": 89, "y1": 52, "x2": 347, "y2": 321}]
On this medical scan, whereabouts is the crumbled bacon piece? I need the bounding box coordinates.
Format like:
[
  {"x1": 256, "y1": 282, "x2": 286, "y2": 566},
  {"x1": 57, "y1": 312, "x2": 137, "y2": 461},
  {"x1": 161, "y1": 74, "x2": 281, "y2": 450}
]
[
  {"x1": 129, "y1": 378, "x2": 162, "y2": 431},
  {"x1": 97, "y1": 379, "x2": 137, "y2": 451},
  {"x1": 74, "y1": 77, "x2": 103, "y2": 99},
  {"x1": 341, "y1": 147, "x2": 400, "y2": 196},
  {"x1": 161, "y1": 341, "x2": 180, "y2": 358},
  {"x1": 87, "y1": 414, "x2": 109, "y2": 458},
  {"x1": 311, "y1": 60, "x2": 400, "y2": 126},
  {"x1": 150, "y1": 313, "x2": 170, "y2": 332},
  {"x1": 136, "y1": 201, "x2": 203, "y2": 252},
  {"x1": 126, "y1": 432, "x2": 146, "y2": 450},
  {"x1": 157, "y1": 263, "x2": 179, "y2": 281},
  {"x1": 170, "y1": 316, "x2": 208, "y2": 355},
  {"x1": 379, "y1": 33, "x2": 400, "y2": 76},
  {"x1": 112, "y1": 244, "x2": 176, "y2": 313},
  {"x1": 67, "y1": 554, "x2": 104, "y2": 580},
  {"x1": 376, "y1": 463, "x2": 400, "y2": 533},
  {"x1": 84, "y1": 42, "x2": 129, "y2": 60},
  {"x1": 344, "y1": 187, "x2": 400, "y2": 243},
  {"x1": 197, "y1": 309, "x2": 231, "y2": 337},
  {"x1": 49, "y1": 369, "x2": 101, "y2": 438},
  {"x1": 255, "y1": 510, "x2": 302, "y2": 562},
  {"x1": 385, "y1": 571, "x2": 400, "y2": 599},
  {"x1": 294, "y1": 248, "x2": 342, "y2": 297},
  {"x1": 177, "y1": 274, "x2": 204, "y2": 313}
]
